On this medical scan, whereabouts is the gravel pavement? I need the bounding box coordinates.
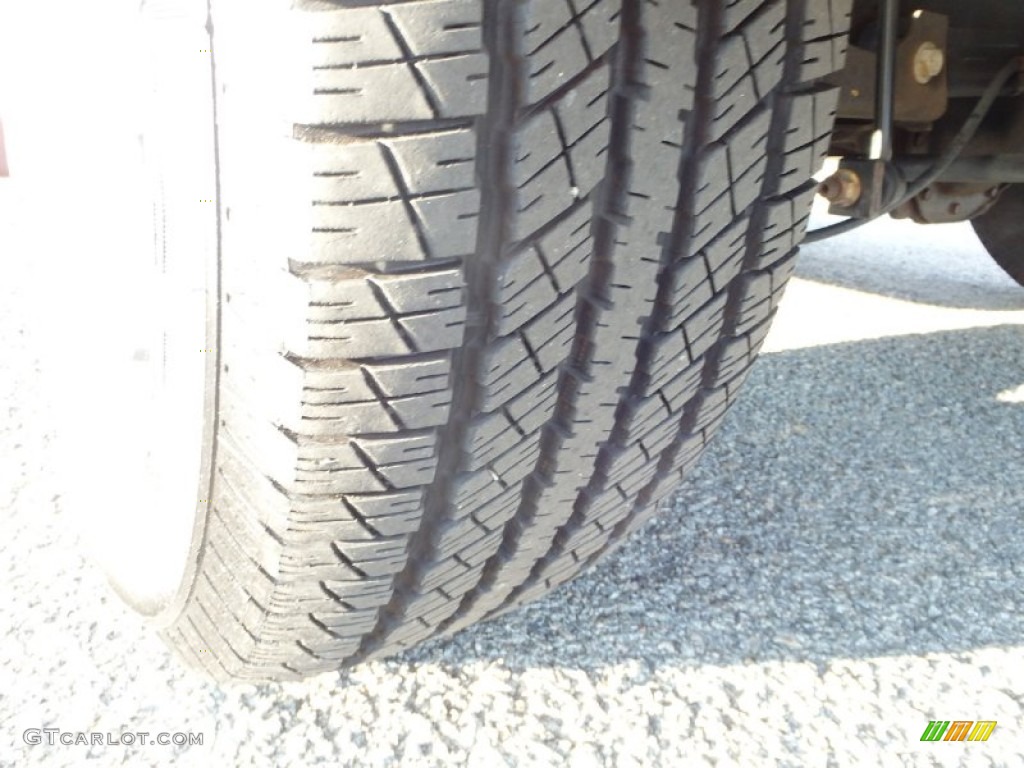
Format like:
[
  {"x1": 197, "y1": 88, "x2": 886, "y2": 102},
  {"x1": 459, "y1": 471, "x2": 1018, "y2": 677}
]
[{"x1": 3, "y1": 168, "x2": 1024, "y2": 767}]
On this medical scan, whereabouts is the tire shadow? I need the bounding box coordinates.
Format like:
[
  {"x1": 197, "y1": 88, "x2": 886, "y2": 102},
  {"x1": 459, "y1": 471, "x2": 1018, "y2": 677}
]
[
  {"x1": 398, "y1": 324, "x2": 1024, "y2": 673},
  {"x1": 798, "y1": 215, "x2": 1024, "y2": 311}
]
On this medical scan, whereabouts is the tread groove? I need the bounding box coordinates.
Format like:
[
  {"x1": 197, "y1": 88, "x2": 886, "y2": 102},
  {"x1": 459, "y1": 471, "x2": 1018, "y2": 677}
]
[
  {"x1": 477, "y1": 0, "x2": 724, "y2": 618},
  {"x1": 352, "y1": 0, "x2": 525, "y2": 659},
  {"x1": 438, "y1": 0, "x2": 642, "y2": 631}
]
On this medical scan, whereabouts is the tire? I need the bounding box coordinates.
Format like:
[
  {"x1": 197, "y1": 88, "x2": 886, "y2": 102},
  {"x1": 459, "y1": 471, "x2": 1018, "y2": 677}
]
[
  {"x1": 972, "y1": 185, "x2": 1024, "y2": 287},
  {"x1": 151, "y1": 0, "x2": 851, "y2": 680}
]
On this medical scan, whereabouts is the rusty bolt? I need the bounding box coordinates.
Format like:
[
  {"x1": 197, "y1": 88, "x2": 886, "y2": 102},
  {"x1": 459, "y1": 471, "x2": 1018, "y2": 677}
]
[
  {"x1": 818, "y1": 169, "x2": 863, "y2": 208},
  {"x1": 913, "y1": 42, "x2": 945, "y2": 84}
]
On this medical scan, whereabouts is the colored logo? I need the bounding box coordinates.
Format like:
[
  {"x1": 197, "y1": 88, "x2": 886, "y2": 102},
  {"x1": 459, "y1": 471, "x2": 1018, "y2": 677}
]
[{"x1": 920, "y1": 721, "x2": 997, "y2": 742}]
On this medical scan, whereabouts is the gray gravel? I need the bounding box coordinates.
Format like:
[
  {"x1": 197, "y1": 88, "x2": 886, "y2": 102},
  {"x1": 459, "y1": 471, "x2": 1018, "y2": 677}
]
[{"x1": 3, "y1": 177, "x2": 1024, "y2": 766}]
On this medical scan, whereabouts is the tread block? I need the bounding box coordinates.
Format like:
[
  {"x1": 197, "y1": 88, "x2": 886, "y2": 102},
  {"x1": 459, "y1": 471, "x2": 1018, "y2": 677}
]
[
  {"x1": 301, "y1": 2, "x2": 488, "y2": 124},
  {"x1": 386, "y1": 0, "x2": 484, "y2": 58},
  {"x1": 307, "y1": 269, "x2": 464, "y2": 323},
  {"x1": 310, "y1": 130, "x2": 477, "y2": 204},
  {"x1": 707, "y1": 4, "x2": 785, "y2": 140}
]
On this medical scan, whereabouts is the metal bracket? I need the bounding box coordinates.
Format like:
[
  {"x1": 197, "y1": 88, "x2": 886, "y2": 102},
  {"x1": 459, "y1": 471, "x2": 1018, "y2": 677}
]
[{"x1": 830, "y1": 9, "x2": 950, "y2": 125}]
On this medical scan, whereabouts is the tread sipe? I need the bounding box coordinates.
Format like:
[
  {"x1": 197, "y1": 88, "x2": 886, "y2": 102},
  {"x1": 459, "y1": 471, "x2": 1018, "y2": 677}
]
[{"x1": 163, "y1": 0, "x2": 852, "y2": 679}]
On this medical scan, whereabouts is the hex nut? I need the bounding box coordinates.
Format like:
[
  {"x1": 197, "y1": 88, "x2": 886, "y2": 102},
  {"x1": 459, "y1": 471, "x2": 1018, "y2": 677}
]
[{"x1": 818, "y1": 169, "x2": 863, "y2": 208}]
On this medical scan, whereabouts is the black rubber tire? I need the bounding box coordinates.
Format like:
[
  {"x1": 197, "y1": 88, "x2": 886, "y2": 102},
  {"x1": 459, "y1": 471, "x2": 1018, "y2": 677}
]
[
  {"x1": 972, "y1": 185, "x2": 1024, "y2": 288},
  {"x1": 159, "y1": 0, "x2": 851, "y2": 680}
]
